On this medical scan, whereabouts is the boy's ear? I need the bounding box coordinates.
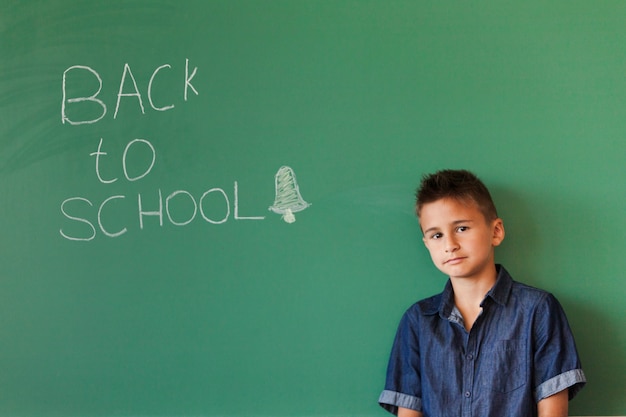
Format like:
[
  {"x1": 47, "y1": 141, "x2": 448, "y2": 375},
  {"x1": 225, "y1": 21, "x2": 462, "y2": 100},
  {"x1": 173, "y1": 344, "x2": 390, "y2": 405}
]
[{"x1": 492, "y1": 218, "x2": 505, "y2": 246}]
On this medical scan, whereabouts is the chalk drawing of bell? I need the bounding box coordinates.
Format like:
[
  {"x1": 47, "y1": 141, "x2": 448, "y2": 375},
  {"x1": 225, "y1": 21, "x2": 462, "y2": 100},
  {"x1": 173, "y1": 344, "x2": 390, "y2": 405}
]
[{"x1": 269, "y1": 166, "x2": 310, "y2": 223}]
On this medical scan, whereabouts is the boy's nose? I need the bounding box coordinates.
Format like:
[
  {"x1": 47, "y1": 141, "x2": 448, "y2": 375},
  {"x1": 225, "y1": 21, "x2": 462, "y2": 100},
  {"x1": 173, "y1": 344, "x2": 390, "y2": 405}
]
[{"x1": 445, "y1": 237, "x2": 460, "y2": 253}]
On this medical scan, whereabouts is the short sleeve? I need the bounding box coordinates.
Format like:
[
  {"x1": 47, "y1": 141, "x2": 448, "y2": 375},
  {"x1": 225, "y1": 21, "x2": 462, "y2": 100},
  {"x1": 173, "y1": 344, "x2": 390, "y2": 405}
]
[
  {"x1": 379, "y1": 308, "x2": 423, "y2": 415},
  {"x1": 532, "y1": 293, "x2": 586, "y2": 401}
]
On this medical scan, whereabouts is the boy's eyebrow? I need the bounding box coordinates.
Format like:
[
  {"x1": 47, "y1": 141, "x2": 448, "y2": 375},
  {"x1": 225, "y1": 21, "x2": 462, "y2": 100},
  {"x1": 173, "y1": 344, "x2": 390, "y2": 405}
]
[{"x1": 422, "y1": 219, "x2": 474, "y2": 235}]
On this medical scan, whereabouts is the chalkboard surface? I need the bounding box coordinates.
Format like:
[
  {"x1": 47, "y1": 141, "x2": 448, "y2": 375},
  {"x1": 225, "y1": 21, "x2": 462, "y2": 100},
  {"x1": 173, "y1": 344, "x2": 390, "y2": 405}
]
[{"x1": 1, "y1": 1, "x2": 624, "y2": 416}]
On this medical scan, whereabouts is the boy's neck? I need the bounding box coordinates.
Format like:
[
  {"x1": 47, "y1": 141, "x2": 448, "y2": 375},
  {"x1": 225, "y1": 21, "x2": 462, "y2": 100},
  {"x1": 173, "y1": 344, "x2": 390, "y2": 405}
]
[
  {"x1": 450, "y1": 263, "x2": 498, "y2": 299},
  {"x1": 450, "y1": 264, "x2": 498, "y2": 330}
]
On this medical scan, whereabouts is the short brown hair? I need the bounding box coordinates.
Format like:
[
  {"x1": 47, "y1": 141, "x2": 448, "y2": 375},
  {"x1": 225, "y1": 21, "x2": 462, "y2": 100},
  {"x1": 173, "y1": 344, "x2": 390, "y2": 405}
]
[{"x1": 415, "y1": 169, "x2": 498, "y2": 221}]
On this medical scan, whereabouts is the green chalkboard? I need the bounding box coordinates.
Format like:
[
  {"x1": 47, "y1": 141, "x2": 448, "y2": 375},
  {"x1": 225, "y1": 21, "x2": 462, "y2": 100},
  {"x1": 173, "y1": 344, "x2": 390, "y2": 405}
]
[{"x1": 1, "y1": 1, "x2": 625, "y2": 416}]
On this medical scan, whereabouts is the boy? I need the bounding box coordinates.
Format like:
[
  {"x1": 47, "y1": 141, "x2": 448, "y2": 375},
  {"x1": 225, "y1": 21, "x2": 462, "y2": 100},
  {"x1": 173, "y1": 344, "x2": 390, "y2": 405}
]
[{"x1": 379, "y1": 169, "x2": 585, "y2": 417}]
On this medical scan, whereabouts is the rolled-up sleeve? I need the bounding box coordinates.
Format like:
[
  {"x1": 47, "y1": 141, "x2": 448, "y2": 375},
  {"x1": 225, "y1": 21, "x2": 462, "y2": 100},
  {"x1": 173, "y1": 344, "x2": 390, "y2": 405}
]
[
  {"x1": 379, "y1": 308, "x2": 423, "y2": 415},
  {"x1": 532, "y1": 293, "x2": 586, "y2": 402}
]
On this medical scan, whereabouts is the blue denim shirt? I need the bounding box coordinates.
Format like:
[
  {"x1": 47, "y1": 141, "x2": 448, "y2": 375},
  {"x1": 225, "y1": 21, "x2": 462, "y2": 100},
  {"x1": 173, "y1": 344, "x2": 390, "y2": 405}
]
[{"x1": 379, "y1": 265, "x2": 586, "y2": 417}]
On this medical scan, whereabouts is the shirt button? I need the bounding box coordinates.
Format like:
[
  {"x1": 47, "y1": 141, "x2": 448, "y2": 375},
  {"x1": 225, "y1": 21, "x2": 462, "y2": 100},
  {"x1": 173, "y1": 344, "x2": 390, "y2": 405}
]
[
  {"x1": 464, "y1": 391, "x2": 471, "y2": 398},
  {"x1": 466, "y1": 354, "x2": 473, "y2": 360}
]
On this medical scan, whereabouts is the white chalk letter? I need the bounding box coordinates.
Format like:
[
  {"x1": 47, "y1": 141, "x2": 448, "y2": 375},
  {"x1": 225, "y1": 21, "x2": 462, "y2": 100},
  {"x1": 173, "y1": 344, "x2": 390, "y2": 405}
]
[
  {"x1": 123, "y1": 139, "x2": 156, "y2": 182},
  {"x1": 114, "y1": 63, "x2": 145, "y2": 119},
  {"x1": 62, "y1": 65, "x2": 107, "y2": 125},
  {"x1": 184, "y1": 58, "x2": 198, "y2": 101},
  {"x1": 166, "y1": 190, "x2": 197, "y2": 226},
  {"x1": 234, "y1": 181, "x2": 265, "y2": 220},
  {"x1": 98, "y1": 195, "x2": 127, "y2": 238},
  {"x1": 199, "y1": 188, "x2": 229, "y2": 224},
  {"x1": 90, "y1": 138, "x2": 118, "y2": 184},
  {"x1": 60, "y1": 197, "x2": 96, "y2": 241},
  {"x1": 148, "y1": 64, "x2": 175, "y2": 112},
  {"x1": 138, "y1": 189, "x2": 163, "y2": 229}
]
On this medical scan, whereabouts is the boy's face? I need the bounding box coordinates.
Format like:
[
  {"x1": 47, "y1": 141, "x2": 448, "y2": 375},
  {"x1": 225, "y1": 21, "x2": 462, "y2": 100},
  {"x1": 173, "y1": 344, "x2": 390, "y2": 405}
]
[{"x1": 419, "y1": 197, "x2": 505, "y2": 282}]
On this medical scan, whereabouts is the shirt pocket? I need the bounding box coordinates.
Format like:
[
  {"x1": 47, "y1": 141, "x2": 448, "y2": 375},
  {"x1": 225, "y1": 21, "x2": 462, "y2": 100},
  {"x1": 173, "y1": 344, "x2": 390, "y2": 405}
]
[{"x1": 483, "y1": 339, "x2": 527, "y2": 393}]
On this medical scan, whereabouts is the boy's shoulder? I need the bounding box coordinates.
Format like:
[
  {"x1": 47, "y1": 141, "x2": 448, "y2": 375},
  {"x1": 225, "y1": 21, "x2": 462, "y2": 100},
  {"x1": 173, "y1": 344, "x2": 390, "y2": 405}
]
[{"x1": 415, "y1": 292, "x2": 444, "y2": 316}]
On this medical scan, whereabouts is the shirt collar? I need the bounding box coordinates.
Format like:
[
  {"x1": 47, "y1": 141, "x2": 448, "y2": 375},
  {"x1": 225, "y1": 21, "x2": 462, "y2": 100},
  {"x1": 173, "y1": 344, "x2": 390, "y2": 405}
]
[
  {"x1": 438, "y1": 264, "x2": 513, "y2": 318},
  {"x1": 486, "y1": 264, "x2": 514, "y2": 306}
]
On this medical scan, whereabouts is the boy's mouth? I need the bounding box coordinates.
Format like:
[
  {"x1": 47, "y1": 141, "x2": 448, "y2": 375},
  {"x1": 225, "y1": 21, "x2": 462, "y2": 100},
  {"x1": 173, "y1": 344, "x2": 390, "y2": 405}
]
[{"x1": 445, "y1": 257, "x2": 466, "y2": 265}]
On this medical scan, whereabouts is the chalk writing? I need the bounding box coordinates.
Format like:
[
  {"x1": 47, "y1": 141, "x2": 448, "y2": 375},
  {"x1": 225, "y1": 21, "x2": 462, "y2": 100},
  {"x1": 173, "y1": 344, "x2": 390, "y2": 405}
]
[
  {"x1": 60, "y1": 138, "x2": 269, "y2": 241},
  {"x1": 89, "y1": 138, "x2": 156, "y2": 183},
  {"x1": 61, "y1": 59, "x2": 198, "y2": 125},
  {"x1": 60, "y1": 182, "x2": 265, "y2": 241},
  {"x1": 59, "y1": 59, "x2": 308, "y2": 241}
]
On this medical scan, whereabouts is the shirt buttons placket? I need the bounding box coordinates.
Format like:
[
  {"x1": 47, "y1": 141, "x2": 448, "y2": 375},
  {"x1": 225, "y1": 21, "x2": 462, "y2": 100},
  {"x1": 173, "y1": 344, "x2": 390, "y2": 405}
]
[{"x1": 464, "y1": 353, "x2": 474, "y2": 400}]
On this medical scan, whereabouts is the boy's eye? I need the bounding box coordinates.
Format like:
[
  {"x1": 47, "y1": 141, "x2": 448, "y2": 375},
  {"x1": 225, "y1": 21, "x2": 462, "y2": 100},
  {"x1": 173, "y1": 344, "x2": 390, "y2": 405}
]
[
  {"x1": 431, "y1": 232, "x2": 443, "y2": 240},
  {"x1": 456, "y1": 226, "x2": 469, "y2": 232}
]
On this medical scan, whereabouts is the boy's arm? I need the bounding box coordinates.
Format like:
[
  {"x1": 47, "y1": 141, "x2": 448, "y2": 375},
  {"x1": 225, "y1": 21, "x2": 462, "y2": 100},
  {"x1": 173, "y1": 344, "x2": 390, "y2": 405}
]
[
  {"x1": 537, "y1": 389, "x2": 568, "y2": 417},
  {"x1": 398, "y1": 406, "x2": 423, "y2": 417}
]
